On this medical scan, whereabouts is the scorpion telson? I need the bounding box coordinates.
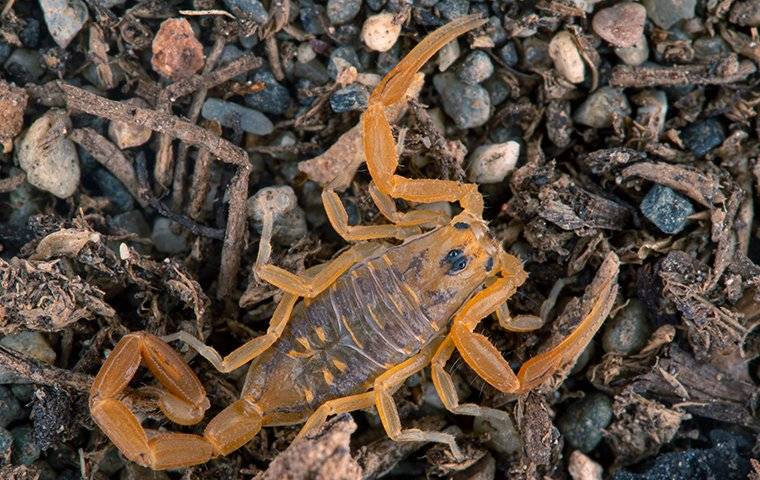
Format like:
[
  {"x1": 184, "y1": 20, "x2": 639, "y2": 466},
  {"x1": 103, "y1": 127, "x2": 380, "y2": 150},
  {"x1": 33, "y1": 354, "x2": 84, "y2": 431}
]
[{"x1": 89, "y1": 15, "x2": 619, "y2": 470}]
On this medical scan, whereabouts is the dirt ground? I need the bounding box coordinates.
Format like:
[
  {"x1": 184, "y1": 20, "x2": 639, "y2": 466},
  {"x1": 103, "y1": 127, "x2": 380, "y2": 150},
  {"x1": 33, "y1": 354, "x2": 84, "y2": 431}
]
[{"x1": 1, "y1": 0, "x2": 760, "y2": 479}]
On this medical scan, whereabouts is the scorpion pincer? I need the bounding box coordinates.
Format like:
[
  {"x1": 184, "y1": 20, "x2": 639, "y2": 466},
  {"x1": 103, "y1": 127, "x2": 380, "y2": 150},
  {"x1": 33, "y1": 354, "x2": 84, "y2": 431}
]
[{"x1": 89, "y1": 15, "x2": 619, "y2": 470}]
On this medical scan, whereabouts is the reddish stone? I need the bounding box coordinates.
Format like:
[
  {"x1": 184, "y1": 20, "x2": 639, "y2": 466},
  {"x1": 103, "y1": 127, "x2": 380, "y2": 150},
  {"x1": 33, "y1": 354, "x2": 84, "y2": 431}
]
[{"x1": 151, "y1": 18, "x2": 205, "y2": 80}]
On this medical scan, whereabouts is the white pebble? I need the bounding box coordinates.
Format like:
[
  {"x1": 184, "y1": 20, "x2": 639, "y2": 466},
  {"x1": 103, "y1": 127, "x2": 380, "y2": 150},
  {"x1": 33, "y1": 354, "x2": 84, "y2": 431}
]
[
  {"x1": 361, "y1": 13, "x2": 402, "y2": 52},
  {"x1": 548, "y1": 31, "x2": 585, "y2": 84},
  {"x1": 297, "y1": 42, "x2": 316, "y2": 64},
  {"x1": 16, "y1": 109, "x2": 80, "y2": 199},
  {"x1": 437, "y1": 40, "x2": 460, "y2": 72},
  {"x1": 467, "y1": 142, "x2": 520, "y2": 184}
]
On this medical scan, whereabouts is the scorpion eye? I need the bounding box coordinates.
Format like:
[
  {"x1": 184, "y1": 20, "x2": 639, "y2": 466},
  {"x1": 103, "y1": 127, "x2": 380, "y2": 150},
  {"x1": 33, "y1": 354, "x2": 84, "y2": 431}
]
[
  {"x1": 447, "y1": 249, "x2": 463, "y2": 259},
  {"x1": 451, "y1": 257, "x2": 468, "y2": 272}
]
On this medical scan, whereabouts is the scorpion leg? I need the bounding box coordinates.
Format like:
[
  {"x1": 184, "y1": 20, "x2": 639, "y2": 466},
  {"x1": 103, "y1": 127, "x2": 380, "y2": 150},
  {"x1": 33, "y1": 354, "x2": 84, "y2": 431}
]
[
  {"x1": 368, "y1": 182, "x2": 450, "y2": 227},
  {"x1": 495, "y1": 303, "x2": 544, "y2": 333},
  {"x1": 431, "y1": 336, "x2": 517, "y2": 427},
  {"x1": 163, "y1": 293, "x2": 298, "y2": 373},
  {"x1": 295, "y1": 391, "x2": 375, "y2": 439},
  {"x1": 257, "y1": 241, "x2": 382, "y2": 297},
  {"x1": 322, "y1": 189, "x2": 421, "y2": 241},
  {"x1": 452, "y1": 252, "x2": 619, "y2": 394},
  {"x1": 373, "y1": 341, "x2": 465, "y2": 459},
  {"x1": 364, "y1": 15, "x2": 487, "y2": 217}
]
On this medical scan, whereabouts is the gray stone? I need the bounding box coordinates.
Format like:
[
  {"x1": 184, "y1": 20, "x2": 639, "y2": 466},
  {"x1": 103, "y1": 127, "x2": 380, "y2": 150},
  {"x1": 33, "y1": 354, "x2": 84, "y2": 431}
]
[
  {"x1": 436, "y1": 0, "x2": 470, "y2": 21},
  {"x1": 330, "y1": 84, "x2": 369, "y2": 112},
  {"x1": 0, "y1": 385, "x2": 24, "y2": 427},
  {"x1": 467, "y1": 142, "x2": 520, "y2": 184},
  {"x1": 39, "y1": 0, "x2": 89, "y2": 49},
  {"x1": 110, "y1": 210, "x2": 150, "y2": 237},
  {"x1": 498, "y1": 41, "x2": 519, "y2": 67},
  {"x1": 643, "y1": 0, "x2": 696, "y2": 29},
  {"x1": 483, "y1": 76, "x2": 509, "y2": 106},
  {"x1": 0, "y1": 41, "x2": 11, "y2": 65},
  {"x1": 473, "y1": 414, "x2": 522, "y2": 456},
  {"x1": 457, "y1": 50, "x2": 494, "y2": 85},
  {"x1": 201, "y1": 98, "x2": 274, "y2": 135},
  {"x1": 150, "y1": 218, "x2": 187, "y2": 254},
  {"x1": 556, "y1": 392, "x2": 613, "y2": 453},
  {"x1": 247, "y1": 186, "x2": 308, "y2": 246},
  {"x1": 640, "y1": 184, "x2": 693, "y2": 235},
  {"x1": 245, "y1": 70, "x2": 292, "y2": 116},
  {"x1": 0, "y1": 427, "x2": 12, "y2": 462},
  {"x1": 16, "y1": 109, "x2": 80, "y2": 199},
  {"x1": 327, "y1": 0, "x2": 362, "y2": 25},
  {"x1": 614, "y1": 35, "x2": 650, "y2": 66},
  {"x1": 222, "y1": 0, "x2": 268, "y2": 24},
  {"x1": 602, "y1": 299, "x2": 652, "y2": 355},
  {"x1": 1, "y1": 332, "x2": 57, "y2": 364},
  {"x1": 11, "y1": 425, "x2": 41, "y2": 465},
  {"x1": 574, "y1": 86, "x2": 631, "y2": 128},
  {"x1": 4, "y1": 49, "x2": 45, "y2": 84},
  {"x1": 299, "y1": 0, "x2": 326, "y2": 35},
  {"x1": 437, "y1": 40, "x2": 461, "y2": 72},
  {"x1": 680, "y1": 118, "x2": 725, "y2": 157},
  {"x1": 328, "y1": 46, "x2": 361, "y2": 79},
  {"x1": 433, "y1": 72, "x2": 491, "y2": 129}
]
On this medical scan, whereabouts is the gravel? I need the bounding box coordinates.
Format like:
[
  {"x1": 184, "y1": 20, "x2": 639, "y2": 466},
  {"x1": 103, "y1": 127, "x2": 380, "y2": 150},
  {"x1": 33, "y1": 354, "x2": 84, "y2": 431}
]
[
  {"x1": 556, "y1": 392, "x2": 614, "y2": 453},
  {"x1": 602, "y1": 299, "x2": 652, "y2": 355},
  {"x1": 457, "y1": 50, "x2": 494, "y2": 85},
  {"x1": 548, "y1": 31, "x2": 585, "y2": 84},
  {"x1": 330, "y1": 84, "x2": 370, "y2": 112},
  {"x1": 433, "y1": 72, "x2": 491, "y2": 129},
  {"x1": 0, "y1": 386, "x2": 23, "y2": 428},
  {"x1": 467, "y1": 142, "x2": 520, "y2": 184},
  {"x1": 3, "y1": 49, "x2": 45, "y2": 84},
  {"x1": 640, "y1": 184, "x2": 694, "y2": 235},
  {"x1": 574, "y1": 86, "x2": 631, "y2": 129},
  {"x1": 361, "y1": 13, "x2": 402, "y2": 52},
  {"x1": 592, "y1": 2, "x2": 647, "y2": 48},
  {"x1": 245, "y1": 69, "x2": 292, "y2": 116},
  {"x1": 680, "y1": 118, "x2": 725, "y2": 157},
  {"x1": 201, "y1": 98, "x2": 274, "y2": 135},
  {"x1": 16, "y1": 109, "x2": 81, "y2": 199},
  {"x1": 614, "y1": 36, "x2": 650, "y2": 66},
  {"x1": 643, "y1": 0, "x2": 697, "y2": 29},
  {"x1": 10, "y1": 426, "x2": 41, "y2": 465},
  {"x1": 39, "y1": 0, "x2": 89, "y2": 49},
  {"x1": 150, "y1": 218, "x2": 187, "y2": 254},
  {"x1": 108, "y1": 98, "x2": 153, "y2": 149},
  {"x1": 327, "y1": 0, "x2": 362, "y2": 25}
]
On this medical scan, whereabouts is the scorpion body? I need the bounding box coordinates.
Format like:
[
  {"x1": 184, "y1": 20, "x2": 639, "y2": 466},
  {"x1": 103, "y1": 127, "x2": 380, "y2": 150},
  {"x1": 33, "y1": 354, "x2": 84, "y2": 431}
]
[
  {"x1": 89, "y1": 15, "x2": 619, "y2": 470},
  {"x1": 246, "y1": 223, "x2": 498, "y2": 425}
]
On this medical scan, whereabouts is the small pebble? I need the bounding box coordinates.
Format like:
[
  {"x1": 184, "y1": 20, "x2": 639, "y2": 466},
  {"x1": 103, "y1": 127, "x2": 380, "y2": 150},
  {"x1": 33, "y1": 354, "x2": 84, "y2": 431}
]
[
  {"x1": 614, "y1": 35, "x2": 649, "y2": 66},
  {"x1": 11, "y1": 425, "x2": 41, "y2": 465},
  {"x1": 219, "y1": 45, "x2": 246, "y2": 81},
  {"x1": 39, "y1": 0, "x2": 89, "y2": 49},
  {"x1": 643, "y1": 0, "x2": 696, "y2": 29},
  {"x1": 0, "y1": 332, "x2": 57, "y2": 365},
  {"x1": 151, "y1": 218, "x2": 187, "y2": 254},
  {"x1": 568, "y1": 450, "x2": 604, "y2": 480},
  {"x1": 680, "y1": 118, "x2": 725, "y2": 157},
  {"x1": 151, "y1": 18, "x2": 205, "y2": 80},
  {"x1": 110, "y1": 210, "x2": 150, "y2": 237},
  {"x1": 546, "y1": 100, "x2": 573, "y2": 148},
  {"x1": 330, "y1": 83, "x2": 369, "y2": 112},
  {"x1": 294, "y1": 59, "x2": 331, "y2": 84},
  {"x1": 10, "y1": 384, "x2": 35, "y2": 403},
  {"x1": 548, "y1": 31, "x2": 585, "y2": 84},
  {"x1": 222, "y1": 0, "x2": 268, "y2": 24},
  {"x1": 483, "y1": 76, "x2": 509, "y2": 107},
  {"x1": 592, "y1": 2, "x2": 647, "y2": 48},
  {"x1": 328, "y1": 46, "x2": 362, "y2": 79},
  {"x1": 573, "y1": 86, "x2": 631, "y2": 128},
  {"x1": 437, "y1": 40, "x2": 461, "y2": 72},
  {"x1": 467, "y1": 142, "x2": 520, "y2": 184},
  {"x1": 498, "y1": 41, "x2": 519, "y2": 67},
  {"x1": 4, "y1": 49, "x2": 45, "y2": 84},
  {"x1": 634, "y1": 90, "x2": 667, "y2": 135},
  {"x1": 556, "y1": 392, "x2": 613, "y2": 453},
  {"x1": 436, "y1": 0, "x2": 470, "y2": 21},
  {"x1": 245, "y1": 70, "x2": 292, "y2": 116},
  {"x1": 0, "y1": 386, "x2": 23, "y2": 428},
  {"x1": 20, "y1": 18, "x2": 41, "y2": 48},
  {"x1": 693, "y1": 37, "x2": 729, "y2": 58},
  {"x1": 522, "y1": 37, "x2": 552, "y2": 70},
  {"x1": 108, "y1": 98, "x2": 152, "y2": 149},
  {"x1": 457, "y1": 50, "x2": 494, "y2": 85},
  {"x1": 433, "y1": 72, "x2": 491, "y2": 129},
  {"x1": 201, "y1": 98, "x2": 274, "y2": 135},
  {"x1": 299, "y1": 0, "x2": 327, "y2": 35},
  {"x1": 730, "y1": 1, "x2": 760, "y2": 26},
  {"x1": 361, "y1": 13, "x2": 402, "y2": 52},
  {"x1": 16, "y1": 109, "x2": 81, "y2": 199},
  {"x1": 473, "y1": 415, "x2": 522, "y2": 456},
  {"x1": 328, "y1": 0, "x2": 362, "y2": 25},
  {"x1": 640, "y1": 184, "x2": 693, "y2": 235},
  {"x1": 297, "y1": 42, "x2": 317, "y2": 64},
  {"x1": 602, "y1": 299, "x2": 652, "y2": 355},
  {"x1": 0, "y1": 80, "x2": 28, "y2": 148},
  {"x1": 247, "y1": 186, "x2": 308, "y2": 246},
  {"x1": 91, "y1": 168, "x2": 134, "y2": 212},
  {"x1": 0, "y1": 41, "x2": 11, "y2": 64}
]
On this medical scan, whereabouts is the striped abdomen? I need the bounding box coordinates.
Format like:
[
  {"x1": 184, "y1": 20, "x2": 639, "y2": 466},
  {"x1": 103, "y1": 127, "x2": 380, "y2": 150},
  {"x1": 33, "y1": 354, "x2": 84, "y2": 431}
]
[{"x1": 242, "y1": 253, "x2": 439, "y2": 422}]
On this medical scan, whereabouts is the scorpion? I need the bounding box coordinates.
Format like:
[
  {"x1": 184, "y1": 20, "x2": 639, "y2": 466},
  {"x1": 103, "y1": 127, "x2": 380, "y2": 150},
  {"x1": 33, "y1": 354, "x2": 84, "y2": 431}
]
[{"x1": 89, "y1": 15, "x2": 619, "y2": 470}]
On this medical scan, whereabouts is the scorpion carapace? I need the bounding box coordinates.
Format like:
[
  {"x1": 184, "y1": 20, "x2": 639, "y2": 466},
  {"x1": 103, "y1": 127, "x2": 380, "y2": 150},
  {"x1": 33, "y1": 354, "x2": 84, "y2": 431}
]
[{"x1": 89, "y1": 15, "x2": 620, "y2": 470}]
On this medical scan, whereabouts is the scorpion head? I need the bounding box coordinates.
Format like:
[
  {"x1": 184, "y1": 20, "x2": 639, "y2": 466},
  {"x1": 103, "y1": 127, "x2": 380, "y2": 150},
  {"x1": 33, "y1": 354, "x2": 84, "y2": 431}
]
[{"x1": 390, "y1": 211, "x2": 504, "y2": 323}]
